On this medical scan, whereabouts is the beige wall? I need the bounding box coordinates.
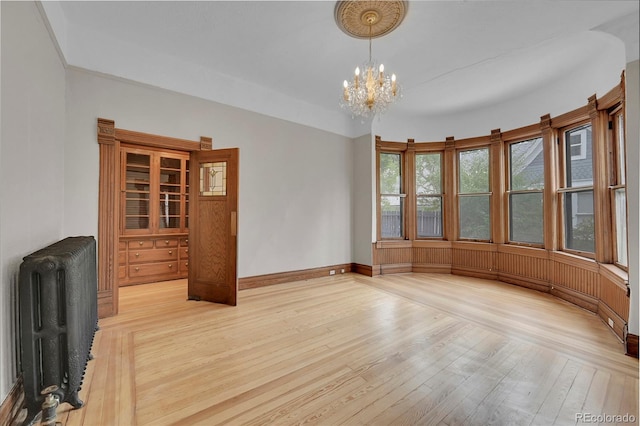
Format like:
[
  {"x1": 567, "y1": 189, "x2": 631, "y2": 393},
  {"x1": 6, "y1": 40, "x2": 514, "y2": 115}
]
[
  {"x1": 625, "y1": 59, "x2": 638, "y2": 336},
  {"x1": 352, "y1": 134, "x2": 374, "y2": 265},
  {"x1": 64, "y1": 68, "x2": 355, "y2": 278},
  {"x1": 0, "y1": 1, "x2": 67, "y2": 401}
]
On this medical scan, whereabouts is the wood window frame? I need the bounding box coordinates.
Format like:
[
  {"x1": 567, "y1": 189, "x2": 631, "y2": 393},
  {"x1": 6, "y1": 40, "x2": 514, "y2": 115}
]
[
  {"x1": 557, "y1": 119, "x2": 596, "y2": 259},
  {"x1": 608, "y1": 105, "x2": 628, "y2": 270},
  {"x1": 503, "y1": 128, "x2": 545, "y2": 248},
  {"x1": 375, "y1": 136, "x2": 409, "y2": 241},
  {"x1": 413, "y1": 143, "x2": 446, "y2": 240},
  {"x1": 456, "y1": 139, "x2": 493, "y2": 242}
]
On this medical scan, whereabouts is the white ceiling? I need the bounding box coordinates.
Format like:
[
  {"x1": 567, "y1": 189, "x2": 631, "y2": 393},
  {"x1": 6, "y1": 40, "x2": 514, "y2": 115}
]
[{"x1": 41, "y1": 1, "x2": 639, "y2": 137}]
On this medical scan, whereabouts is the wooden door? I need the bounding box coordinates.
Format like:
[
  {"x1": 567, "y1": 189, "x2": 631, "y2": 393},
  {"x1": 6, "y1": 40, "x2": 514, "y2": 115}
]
[{"x1": 188, "y1": 148, "x2": 239, "y2": 305}]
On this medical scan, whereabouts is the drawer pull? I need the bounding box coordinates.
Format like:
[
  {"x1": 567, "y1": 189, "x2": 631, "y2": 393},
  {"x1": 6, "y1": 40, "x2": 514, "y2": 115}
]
[
  {"x1": 185, "y1": 262, "x2": 188, "y2": 266},
  {"x1": 165, "y1": 240, "x2": 169, "y2": 244},
  {"x1": 168, "y1": 264, "x2": 173, "y2": 268},
  {"x1": 139, "y1": 241, "x2": 144, "y2": 246},
  {"x1": 135, "y1": 267, "x2": 139, "y2": 272},
  {"x1": 185, "y1": 249, "x2": 189, "y2": 253},
  {"x1": 169, "y1": 250, "x2": 173, "y2": 255},
  {"x1": 135, "y1": 253, "x2": 140, "y2": 257}
]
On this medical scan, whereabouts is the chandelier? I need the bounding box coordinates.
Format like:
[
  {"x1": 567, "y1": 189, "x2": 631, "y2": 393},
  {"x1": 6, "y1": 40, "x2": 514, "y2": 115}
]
[{"x1": 335, "y1": 1, "x2": 408, "y2": 119}]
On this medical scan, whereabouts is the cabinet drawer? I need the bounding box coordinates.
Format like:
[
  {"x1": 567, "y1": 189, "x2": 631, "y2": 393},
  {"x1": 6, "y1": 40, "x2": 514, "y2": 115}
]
[
  {"x1": 129, "y1": 248, "x2": 178, "y2": 263},
  {"x1": 119, "y1": 241, "x2": 127, "y2": 250},
  {"x1": 180, "y1": 247, "x2": 189, "y2": 259},
  {"x1": 155, "y1": 238, "x2": 179, "y2": 248},
  {"x1": 128, "y1": 239, "x2": 154, "y2": 250},
  {"x1": 118, "y1": 265, "x2": 127, "y2": 279},
  {"x1": 179, "y1": 237, "x2": 189, "y2": 246},
  {"x1": 118, "y1": 251, "x2": 127, "y2": 265},
  {"x1": 129, "y1": 261, "x2": 178, "y2": 278},
  {"x1": 180, "y1": 259, "x2": 189, "y2": 273}
]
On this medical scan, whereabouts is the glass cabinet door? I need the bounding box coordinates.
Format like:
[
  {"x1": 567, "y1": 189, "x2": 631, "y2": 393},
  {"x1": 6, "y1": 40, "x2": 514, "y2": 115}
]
[
  {"x1": 124, "y1": 152, "x2": 151, "y2": 231},
  {"x1": 159, "y1": 156, "x2": 182, "y2": 230}
]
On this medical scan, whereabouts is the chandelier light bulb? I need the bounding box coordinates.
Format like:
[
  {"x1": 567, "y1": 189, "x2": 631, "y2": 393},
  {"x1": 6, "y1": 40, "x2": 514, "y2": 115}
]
[{"x1": 340, "y1": 63, "x2": 401, "y2": 119}]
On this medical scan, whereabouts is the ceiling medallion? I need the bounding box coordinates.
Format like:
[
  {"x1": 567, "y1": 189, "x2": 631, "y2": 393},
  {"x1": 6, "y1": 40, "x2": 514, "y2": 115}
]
[
  {"x1": 336, "y1": 1, "x2": 407, "y2": 119},
  {"x1": 334, "y1": 0, "x2": 408, "y2": 39}
]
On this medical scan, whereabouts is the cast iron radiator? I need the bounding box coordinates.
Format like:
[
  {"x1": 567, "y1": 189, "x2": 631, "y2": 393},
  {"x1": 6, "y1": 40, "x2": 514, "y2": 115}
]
[{"x1": 18, "y1": 236, "x2": 98, "y2": 425}]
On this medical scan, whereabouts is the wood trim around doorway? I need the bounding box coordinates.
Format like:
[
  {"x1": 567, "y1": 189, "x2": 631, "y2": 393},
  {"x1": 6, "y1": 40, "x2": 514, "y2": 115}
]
[{"x1": 97, "y1": 118, "x2": 211, "y2": 318}]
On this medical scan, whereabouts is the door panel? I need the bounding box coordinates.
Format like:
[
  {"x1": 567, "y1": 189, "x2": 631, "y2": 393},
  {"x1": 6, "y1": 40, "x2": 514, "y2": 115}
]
[{"x1": 188, "y1": 148, "x2": 238, "y2": 306}]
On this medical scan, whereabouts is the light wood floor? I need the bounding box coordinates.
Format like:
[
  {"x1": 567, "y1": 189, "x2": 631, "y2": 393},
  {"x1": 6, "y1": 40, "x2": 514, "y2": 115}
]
[{"x1": 56, "y1": 273, "x2": 638, "y2": 425}]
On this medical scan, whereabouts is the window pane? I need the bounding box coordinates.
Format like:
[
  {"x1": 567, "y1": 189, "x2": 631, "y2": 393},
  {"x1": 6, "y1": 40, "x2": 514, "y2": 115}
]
[
  {"x1": 566, "y1": 125, "x2": 592, "y2": 188},
  {"x1": 416, "y1": 153, "x2": 441, "y2": 194},
  {"x1": 459, "y1": 195, "x2": 490, "y2": 240},
  {"x1": 380, "y1": 153, "x2": 401, "y2": 194},
  {"x1": 510, "y1": 138, "x2": 544, "y2": 190},
  {"x1": 509, "y1": 193, "x2": 543, "y2": 244},
  {"x1": 615, "y1": 188, "x2": 628, "y2": 266},
  {"x1": 459, "y1": 148, "x2": 489, "y2": 193},
  {"x1": 564, "y1": 190, "x2": 594, "y2": 252},
  {"x1": 381, "y1": 195, "x2": 403, "y2": 238},
  {"x1": 417, "y1": 196, "x2": 442, "y2": 238}
]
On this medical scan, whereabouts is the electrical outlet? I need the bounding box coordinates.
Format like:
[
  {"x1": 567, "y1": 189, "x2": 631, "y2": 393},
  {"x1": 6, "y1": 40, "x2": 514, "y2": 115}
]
[
  {"x1": 608, "y1": 318, "x2": 614, "y2": 328},
  {"x1": 329, "y1": 269, "x2": 336, "y2": 275}
]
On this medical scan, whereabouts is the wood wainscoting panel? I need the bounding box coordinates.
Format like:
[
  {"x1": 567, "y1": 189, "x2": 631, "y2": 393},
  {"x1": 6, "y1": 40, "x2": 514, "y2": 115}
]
[
  {"x1": 451, "y1": 242, "x2": 497, "y2": 279},
  {"x1": 550, "y1": 252, "x2": 599, "y2": 312},
  {"x1": 373, "y1": 241, "x2": 412, "y2": 274},
  {"x1": 412, "y1": 240, "x2": 452, "y2": 273},
  {"x1": 598, "y1": 265, "x2": 629, "y2": 341},
  {"x1": 497, "y1": 245, "x2": 550, "y2": 292}
]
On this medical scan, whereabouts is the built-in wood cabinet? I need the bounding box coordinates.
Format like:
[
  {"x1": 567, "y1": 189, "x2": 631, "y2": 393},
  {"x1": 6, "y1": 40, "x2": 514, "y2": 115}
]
[{"x1": 119, "y1": 145, "x2": 189, "y2": 286}]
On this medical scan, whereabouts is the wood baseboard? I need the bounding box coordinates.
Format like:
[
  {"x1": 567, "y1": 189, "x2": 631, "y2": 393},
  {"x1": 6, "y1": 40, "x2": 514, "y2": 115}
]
[
  {"x1": 238, "y1": 263, "x2": 352, "y2": 290},
  {"x1": 0, "y1": 376, "x2": 25, "y2": 426},
  {"x1": 380, "y1": 263, "x2": 413, "y2": 274},
  {"x1": 626, "y1": 333, "x2": 639, "y2": 358},
  {"x1": 451, "y1": 266, "x2": 498, "y2": 281},
  {"x1": 412, "y1": 263, "x2": 452, "y2": 274},
  {"x1": 597, "y1": 301, "x2": 626, "y2": 341},
  {"x1": 498, "y1": 272, "x2": 551, "y2": 293},
  {"x1": 550, "y1": 285, "x2": 598, "y2": 313},
  {"x1": 352, "y1": 263, "x2": 374, "y2": 277}
]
